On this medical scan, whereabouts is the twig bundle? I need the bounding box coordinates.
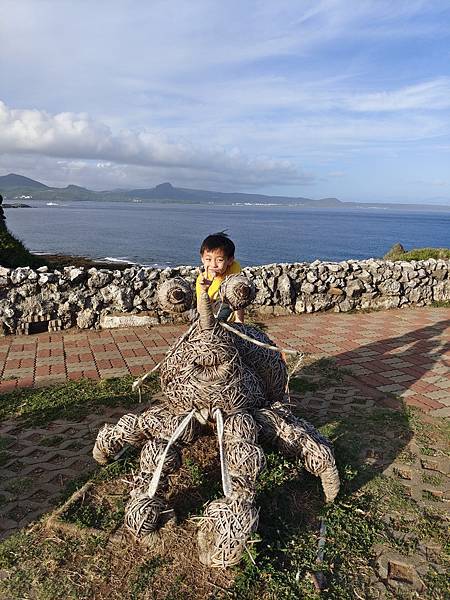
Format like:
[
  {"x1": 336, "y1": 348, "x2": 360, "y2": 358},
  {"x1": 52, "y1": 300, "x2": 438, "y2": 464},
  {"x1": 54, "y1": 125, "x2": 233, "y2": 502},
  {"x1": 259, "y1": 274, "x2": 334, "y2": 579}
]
[
  {"x1": 125, "y1": 494, "x2": 166, "y2": 537},
  {"x1": 140, "y1": 439, "x2": 181, "y2": 475},
  {"x1": 138, "y1": 406, "x2": 198, "y2": 443},
  {"x1": 220, "y1": 274, "x2": 256, "y2": 309},
  {"x1": 230, "y1": 324, "x2": 288, "y2": 402},
  {"x1": 92, "y1": 423, "x2": 123, "y2": 464},
  {"x1": 225, "y1": 441, "x2": 266, "y2": 483},
  {"x1": 223, "y1": 413, "x2": 258, "y2": 443},
  {"x1": 160, "y1": 323, "x2": 266, "y2": 413},
  {"x1": 115, "y1": 413, "x2": 146, "y2": 445},
  {"x1": 198, "y1": 497, "x2": 259, "y2": 568},
  {"x1": 91, "y1": 274, "x2": 340, "y2": 566},
  {"x1": 255, "y1": 404, "x2": 340, "y2": 502}
]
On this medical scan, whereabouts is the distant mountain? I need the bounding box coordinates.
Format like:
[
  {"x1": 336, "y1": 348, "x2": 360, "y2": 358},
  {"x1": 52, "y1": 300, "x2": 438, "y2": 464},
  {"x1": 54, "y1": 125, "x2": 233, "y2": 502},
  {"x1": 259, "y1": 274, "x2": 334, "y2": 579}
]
[
  {"x1": 0, "y1": 172, "x2": 449, "y2": 211},
  {"x1": 124, "y1": 181, "x2": 343, "y2": 207},
  {"x1": 0, "y1": 173, "x2": 342, "y2": 206},
  {"x1": 0, "y1": 173, "x2": 50, "y2": 189}
]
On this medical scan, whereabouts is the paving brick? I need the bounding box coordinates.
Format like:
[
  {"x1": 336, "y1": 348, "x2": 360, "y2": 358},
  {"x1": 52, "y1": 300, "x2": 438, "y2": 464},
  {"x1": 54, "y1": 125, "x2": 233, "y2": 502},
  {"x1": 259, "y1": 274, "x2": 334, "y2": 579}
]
[
  {"x1": 129, "y1": 365, "x2": 146, "y2": 375},
  {"x1": 430, "y1": 406, "x2": 450, "y2": 417},
  {"x1": 382, "y1": 369, "x2": 408, "y2": 377},
  {"x1": 120, "y1": 348, "x2": 137, "y2": 358},
  {"x1": 67, "y1": 362, "x2": 98, "y2": 371},
  {"x1": 66, "y1": 355, "x2": 82, "y2": 364},
  {"x1": 389, "y1": 374, "x2": 416, "y2": 383},
  {"x1": 33, "y1": 379, "x2": 60, "y2": 389},
  {"x1": 423, "y1": 390, "x2": 449, "y2": 401},
  {"x1": 4, "y1": 358, "x2": 21, "y2": 370},
  {"x1": 434, "y1": 379, "x2": 450, "y2": 389},
  {"x1": 35, "y1": 365, "x2": 51, "y2": 377},
  {"x1": 410, "y1": 395, "x2": 445, "y2": 410},
  {"x1": 99, "y1": 368, "x2": 130, "y2": 379},
  {"x1": 377, "y1": 384, "x2": 408, "y2": 393},
  {"x1": 110, "y1": 358, "x2": 126, "y2": 368},
  {"x1": 67, "y1": 371, "x2": 84, "y2": 380},
  {"x1": 0, "y1": 380, "x2": 18, "y2": 392}
]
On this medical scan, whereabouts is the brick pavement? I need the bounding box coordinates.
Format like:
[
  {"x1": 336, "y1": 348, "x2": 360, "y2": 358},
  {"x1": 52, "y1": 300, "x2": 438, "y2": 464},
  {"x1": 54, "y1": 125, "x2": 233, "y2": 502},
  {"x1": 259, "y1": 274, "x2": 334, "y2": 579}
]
[
  {"x1": 0, "y1": 406, "x2": 134, "y2": 540},
  {"x1": 0, "y1": 306, "x2": 448, "y2": 416}
]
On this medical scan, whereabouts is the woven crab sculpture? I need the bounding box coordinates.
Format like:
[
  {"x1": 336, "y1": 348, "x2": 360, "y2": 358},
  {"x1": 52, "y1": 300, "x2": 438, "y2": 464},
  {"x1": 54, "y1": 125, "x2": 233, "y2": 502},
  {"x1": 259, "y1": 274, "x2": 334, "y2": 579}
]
[{"x1": 93, "y1": 274, "x2": 340, "y2": 567}]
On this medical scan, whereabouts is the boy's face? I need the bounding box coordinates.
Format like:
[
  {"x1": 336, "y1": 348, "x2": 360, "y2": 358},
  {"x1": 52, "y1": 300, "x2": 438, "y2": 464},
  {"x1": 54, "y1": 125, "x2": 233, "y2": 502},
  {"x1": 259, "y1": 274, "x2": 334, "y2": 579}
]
[{"x1": 201, "y1": 248, "x2": 234, "y2": 277}]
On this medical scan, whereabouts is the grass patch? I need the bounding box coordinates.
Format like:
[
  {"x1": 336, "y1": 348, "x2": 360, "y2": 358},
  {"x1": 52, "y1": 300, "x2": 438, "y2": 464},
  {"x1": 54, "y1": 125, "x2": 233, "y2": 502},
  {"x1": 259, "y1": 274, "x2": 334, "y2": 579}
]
[
  {"x1": 0, "y1": 374, "x2": 159, "y2": 427},
  {"x1": 422, "y1": 472, "x2": 443, "y2": 486},
  {"x1": 431, "y1": 300, "x2": 450, "y2": 308},
  {"x1": 289, "y1": 378, "x2": 319, "y2": 393},
  {"x1": 183, "y1": 457, "x2": 205, "y2": 487},
  {"x1": 0, "y1": 437, "x2": 11, "y2": 466},
  {"x1": 5, "y1": 477, "x2": 33, "y2": 495},
  {"x1": 384, "y1": 244, "x2": 450, "y2": 262},
  {"x1": 63, "y1": 496, "x2": 125, "y2": 532},
  {"x1": 128, "y1": 556, "x2": 167, "y2": 599},
  {"x1": 227, "y1": 408, "x2": 448, "y2": 600},
  {"x1": 394, "y1": 247, "x2": 450, "y2": 261},
  {"x1": 39, "y1": 434, "x2": 65, "y2": 447},
  {"x1": 288, "y1": 355, "x2": 350, "y2": 395}
]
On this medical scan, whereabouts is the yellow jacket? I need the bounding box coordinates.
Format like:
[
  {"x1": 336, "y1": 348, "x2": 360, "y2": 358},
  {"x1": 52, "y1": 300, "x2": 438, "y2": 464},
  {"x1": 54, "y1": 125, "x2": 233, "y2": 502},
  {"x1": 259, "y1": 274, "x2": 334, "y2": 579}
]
[{"x1": 195, "y1": 260, "x2": 241, "y2": 303}]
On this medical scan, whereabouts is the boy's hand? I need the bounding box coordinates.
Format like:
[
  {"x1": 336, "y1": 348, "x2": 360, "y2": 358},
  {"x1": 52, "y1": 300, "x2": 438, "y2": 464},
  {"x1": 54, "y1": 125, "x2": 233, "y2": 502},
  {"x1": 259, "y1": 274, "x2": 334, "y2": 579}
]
[
  {"x1": 199, "y1": 267, "x2": 212, "y2": 291},
  {"x1": 200, "y1": 276, "x2": 212, "y2": 291}
]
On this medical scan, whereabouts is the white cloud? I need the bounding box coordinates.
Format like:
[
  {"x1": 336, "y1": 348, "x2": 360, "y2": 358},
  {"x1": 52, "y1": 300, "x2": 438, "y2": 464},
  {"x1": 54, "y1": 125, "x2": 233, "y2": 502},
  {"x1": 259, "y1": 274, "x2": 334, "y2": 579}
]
[
  {"x1": 0, "y1": 100, "x2": 311, "y2": 189},
  {"x1": 345, "y1": 78, "x2": 450, "y2": 112}
]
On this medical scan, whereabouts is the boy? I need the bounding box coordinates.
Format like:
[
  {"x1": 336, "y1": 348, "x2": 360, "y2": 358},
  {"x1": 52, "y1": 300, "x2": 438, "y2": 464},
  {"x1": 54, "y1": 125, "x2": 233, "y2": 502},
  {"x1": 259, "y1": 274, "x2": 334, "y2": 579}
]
[{"x1": 196, "y1": 232, "x2": 244, "y2": 323}]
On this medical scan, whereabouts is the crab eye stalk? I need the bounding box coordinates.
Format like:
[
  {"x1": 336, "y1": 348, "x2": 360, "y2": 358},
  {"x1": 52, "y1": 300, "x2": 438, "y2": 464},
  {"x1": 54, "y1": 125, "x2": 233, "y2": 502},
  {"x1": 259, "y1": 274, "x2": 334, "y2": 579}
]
[
  {"x1": 157, "y1": 277, "x2": 194, "y2": 313},
  {"x1": 221, "y1": 275, "x2": 256, "y2": 310}
]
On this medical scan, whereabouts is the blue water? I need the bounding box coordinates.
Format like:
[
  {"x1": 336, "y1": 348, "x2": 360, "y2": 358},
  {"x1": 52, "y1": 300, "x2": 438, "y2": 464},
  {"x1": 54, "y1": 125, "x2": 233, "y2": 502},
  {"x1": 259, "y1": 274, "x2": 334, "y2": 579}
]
[{"x1": 5, "y1": 200, "x2": 450, "y2": 267}]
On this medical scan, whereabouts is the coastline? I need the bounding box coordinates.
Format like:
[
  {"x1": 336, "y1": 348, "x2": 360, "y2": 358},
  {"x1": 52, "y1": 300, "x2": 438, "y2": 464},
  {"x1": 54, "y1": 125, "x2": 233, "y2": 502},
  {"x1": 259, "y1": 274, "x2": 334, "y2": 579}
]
[{"x1": 36, "y1": 253, "x2": 135, "y2": 271}]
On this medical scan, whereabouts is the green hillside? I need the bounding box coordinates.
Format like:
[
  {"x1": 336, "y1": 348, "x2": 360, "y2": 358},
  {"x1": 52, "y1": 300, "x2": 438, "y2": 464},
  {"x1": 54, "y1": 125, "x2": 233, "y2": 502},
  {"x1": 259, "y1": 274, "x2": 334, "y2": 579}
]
[{"x1": 0, "y1": 228, "x2": 45, "y2": 268}]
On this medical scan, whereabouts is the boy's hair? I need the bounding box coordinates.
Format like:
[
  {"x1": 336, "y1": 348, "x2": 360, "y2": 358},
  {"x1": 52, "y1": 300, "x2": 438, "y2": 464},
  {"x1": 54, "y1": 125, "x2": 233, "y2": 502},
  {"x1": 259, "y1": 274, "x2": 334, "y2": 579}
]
[{"x1": 200, "y1": 231, "x2": 235, "y2": 258}]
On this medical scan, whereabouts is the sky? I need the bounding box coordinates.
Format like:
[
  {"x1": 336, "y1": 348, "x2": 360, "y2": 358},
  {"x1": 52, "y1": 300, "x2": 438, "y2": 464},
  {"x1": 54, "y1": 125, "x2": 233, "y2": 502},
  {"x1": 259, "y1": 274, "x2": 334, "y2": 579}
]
[{"x1": 1, "y1": 0, "x2": 450, "y2": 203}]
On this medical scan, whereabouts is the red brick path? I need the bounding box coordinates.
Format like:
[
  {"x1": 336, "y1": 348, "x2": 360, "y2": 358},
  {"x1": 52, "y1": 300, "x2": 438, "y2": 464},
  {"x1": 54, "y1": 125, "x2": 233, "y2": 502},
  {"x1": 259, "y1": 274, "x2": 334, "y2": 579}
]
[{"x1": 1, "y1": 307, "x2": 449, "y2": 416}]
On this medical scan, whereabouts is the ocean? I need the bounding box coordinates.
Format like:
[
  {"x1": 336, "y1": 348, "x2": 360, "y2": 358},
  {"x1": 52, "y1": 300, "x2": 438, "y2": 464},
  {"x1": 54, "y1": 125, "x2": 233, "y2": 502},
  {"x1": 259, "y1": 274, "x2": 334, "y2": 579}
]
[{"x1": 5, "y1": 200, "x2": 450, "y2": 268}]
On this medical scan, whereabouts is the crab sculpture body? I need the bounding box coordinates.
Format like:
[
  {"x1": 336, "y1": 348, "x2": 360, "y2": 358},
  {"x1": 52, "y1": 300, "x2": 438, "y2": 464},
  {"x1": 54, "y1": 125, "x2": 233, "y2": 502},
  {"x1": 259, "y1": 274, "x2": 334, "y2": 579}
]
[{"x1": 93, "y1": 275, "x2": 340, "y2": 567}]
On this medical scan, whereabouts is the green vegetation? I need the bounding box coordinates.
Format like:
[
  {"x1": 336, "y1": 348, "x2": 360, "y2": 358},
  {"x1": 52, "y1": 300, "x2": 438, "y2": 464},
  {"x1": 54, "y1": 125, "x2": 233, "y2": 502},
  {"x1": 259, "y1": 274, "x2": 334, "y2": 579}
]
[
  {"x1": 399, "y1": 248, "x2": 450, "y2": 261},
  {"x1": 128, "y1": 557, "x2": 167, "y2": 599},
  {"x1": 288, "y1": 356, "x2": 350, "y2": 395},
  {"x1": 63, "y1": 495, "x2": 126, "y2": 532},
  {"x1": 0, "y1": 375, "x2": 159, "y2": 426},
  {"x1": 0, "y1": 228, "x2": 45, "y2": 268},
  {"x1": 431, "y1": 300, "x2": 450, "y2": 308},
  {"x1": 384, "y1": 243, "x2": 450, "y2": 262},
  {"x1": 0, "y1": 437, "x2": 11, "y2": 466},
  {"x1": 184, "y1": 457, "x2": 205, "y2": 487}
]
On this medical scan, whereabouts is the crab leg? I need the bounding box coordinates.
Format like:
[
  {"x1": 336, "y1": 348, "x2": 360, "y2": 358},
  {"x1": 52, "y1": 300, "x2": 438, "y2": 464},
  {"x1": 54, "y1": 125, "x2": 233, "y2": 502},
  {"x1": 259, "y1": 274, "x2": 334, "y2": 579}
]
[
  {"x1": 147, "y1": 408, "x2": 196, "y2": 498},
  {"x1": 214, "y1": 409, "x2": 233, "y2": 498},
  {"x1": 255, "y1": 405, "x2": 340, "y2": 503}
]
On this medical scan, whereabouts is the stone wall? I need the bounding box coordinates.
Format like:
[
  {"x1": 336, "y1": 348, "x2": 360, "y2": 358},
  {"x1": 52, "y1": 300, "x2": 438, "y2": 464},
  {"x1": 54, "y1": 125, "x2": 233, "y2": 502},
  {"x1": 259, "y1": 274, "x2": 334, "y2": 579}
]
[{"x1": 1, "y1": 258, "x2": 449, "y2": 334}]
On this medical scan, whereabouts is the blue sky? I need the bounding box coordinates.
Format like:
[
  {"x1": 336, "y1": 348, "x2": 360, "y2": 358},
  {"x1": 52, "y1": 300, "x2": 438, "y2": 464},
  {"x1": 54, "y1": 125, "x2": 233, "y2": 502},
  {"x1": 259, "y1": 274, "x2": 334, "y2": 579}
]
[{"x1": 1, "y1": 0, "x2": 450, "y2": 203}]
